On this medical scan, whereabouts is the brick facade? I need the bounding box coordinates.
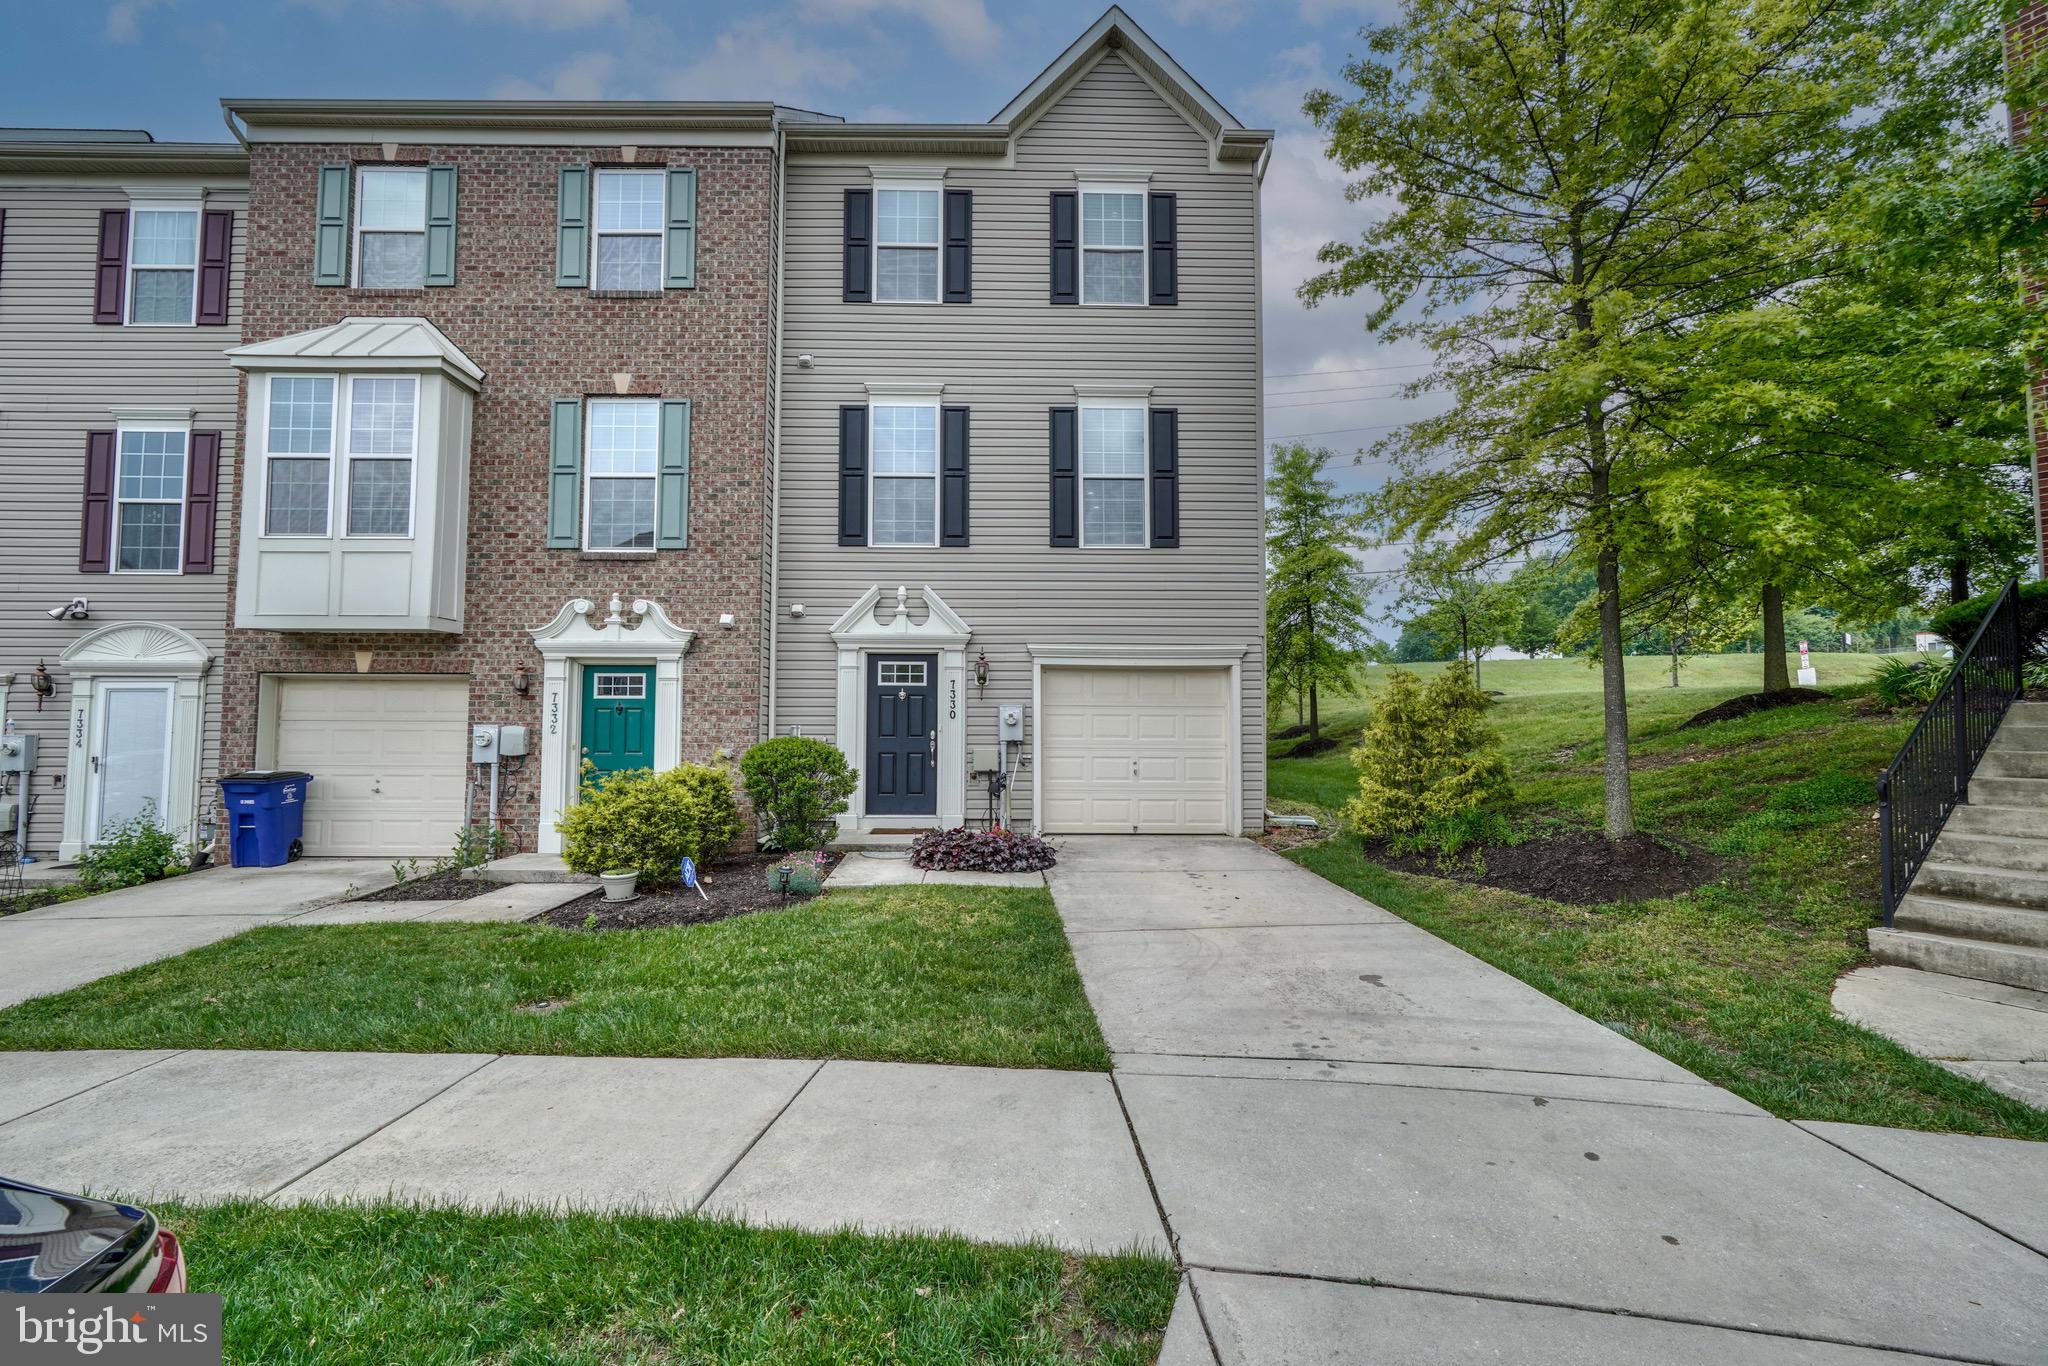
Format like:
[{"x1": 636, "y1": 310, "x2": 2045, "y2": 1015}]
[
  {"x1": 2012, "y1": 4, "x2": 2048, "y2": 577},
  {"x1": 219, "y1": 141, "x2": 776, "y2": 852}
]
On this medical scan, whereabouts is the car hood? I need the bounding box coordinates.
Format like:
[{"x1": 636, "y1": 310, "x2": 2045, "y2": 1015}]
[{"x1": 0, "y1": 1176, "x2": 154, "y2": 1293}]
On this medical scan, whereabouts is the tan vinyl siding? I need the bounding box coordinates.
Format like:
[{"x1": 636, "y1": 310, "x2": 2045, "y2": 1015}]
[
  {"x1": 774, "y1": 52, "x2": 1266, "y2": 829},
  {"x1": 0, "y1": 177, "x2": 245, "y2": 856}
]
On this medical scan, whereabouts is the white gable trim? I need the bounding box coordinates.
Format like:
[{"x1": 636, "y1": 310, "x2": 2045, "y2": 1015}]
[{"x1": 828, "y1": 586, "x2": 972, "y2": 833}]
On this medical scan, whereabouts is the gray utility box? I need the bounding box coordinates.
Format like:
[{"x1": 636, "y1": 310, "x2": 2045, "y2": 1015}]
[
  {"x1": 0, "y1": 732, "x2": 38, "y2": 773},
  {"x1": 997, "y1": 705, "x2": 1026, "y2": 744}
]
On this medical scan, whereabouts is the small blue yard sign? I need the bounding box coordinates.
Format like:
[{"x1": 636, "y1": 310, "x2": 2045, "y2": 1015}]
[{"x1": 681, "y1": 855, "x2": 709, "y2": 901}]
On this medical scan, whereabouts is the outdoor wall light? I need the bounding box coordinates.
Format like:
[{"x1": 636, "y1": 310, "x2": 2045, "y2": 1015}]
[
  {"x1": 30, "y1": 662, "x2": 54, "y2": 711},
  {"x1": 719, "y1": 612, "x2": 736, "y2": 628},
  {"x1": 974, "y1": 650, "x2": 989, "y2": 695},
  {"x1": 789, "y1": 603, "x2": 806, "y2": 619},
  {"x1": 513, "y1": 668, "x2": 532, "y2": 695}
]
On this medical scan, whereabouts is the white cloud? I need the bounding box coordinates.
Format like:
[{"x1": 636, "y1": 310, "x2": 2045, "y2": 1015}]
[
  {"x1": 798, "y1": 0, "x2": 1000, "y2": 59},
  {"x1": 104, "y1": 0, "x2": 162, "y2": 43},
  {"x1": 490, "y1": 51, "x2": 619, "y2": 99},
  {"x1": 659, "y1": 15, "x2": 872, "y2": 102},
  {"x1": 441, "y1": 0, "x2": 629, "y2": 24}
]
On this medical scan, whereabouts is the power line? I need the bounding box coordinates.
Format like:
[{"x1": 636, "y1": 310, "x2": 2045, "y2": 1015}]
[
  {"x1": 1265, "y1": 381, "x2": 1422, "y2": 399},
  {"x1": 1267, "y1": 420, "x2": 1414, "y2": 439},
  {"x1": 1267, "y1": 391, "x2": 1413, "y2": 411},
  {"x1": 1262, "y1": 362, "x2": 1436, "y2": 381}
]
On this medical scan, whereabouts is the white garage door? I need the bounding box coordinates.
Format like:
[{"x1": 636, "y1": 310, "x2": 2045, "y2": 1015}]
[
  {"x1": 1040, "y1": 667, "x2": 1231, "y2": 834},
  {"x1": 273, "y1": 677, "x2": 469, "y2": 856}
]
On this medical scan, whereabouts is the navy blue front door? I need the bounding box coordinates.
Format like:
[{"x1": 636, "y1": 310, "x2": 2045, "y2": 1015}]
[{"x1": 867, "y1": 654, "x2": 937, "y2": 817}]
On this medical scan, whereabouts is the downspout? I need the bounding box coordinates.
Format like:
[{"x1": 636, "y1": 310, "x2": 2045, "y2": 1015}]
[
  {"x1": 765, "y1": 121, "x2": 788, "y2": 736},
  {"x1": 1251, "y1": 130, "x2": 1270, "y2": 835},
  {"x1": 220, "y1": 106, "x2": 249, "y2": 149},
  {"x1": 2032, "y1": 384, "x2": 2046, "y2": 580}
]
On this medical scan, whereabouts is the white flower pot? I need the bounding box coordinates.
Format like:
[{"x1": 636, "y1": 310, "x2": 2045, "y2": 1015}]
[{"x1": 599, "y1": 870, "x2": 638, "y2": 901}]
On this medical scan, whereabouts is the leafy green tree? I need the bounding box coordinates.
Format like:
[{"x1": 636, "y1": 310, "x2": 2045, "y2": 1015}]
[
  {"x1": 1397, "y1": 554, "x2": 1522, "y2": 691},
  {"x1": 1266, "y1": 443, "x2": 1374, "y2": 745},
  {"x1": 1303, "y1": 0, "x2": 1928, "y2": 836}
]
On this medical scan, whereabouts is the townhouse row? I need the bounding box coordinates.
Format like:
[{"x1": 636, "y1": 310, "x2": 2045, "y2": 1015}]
[{"x1": 0, "y1": 8, "x2": 1271, "y2": 864}]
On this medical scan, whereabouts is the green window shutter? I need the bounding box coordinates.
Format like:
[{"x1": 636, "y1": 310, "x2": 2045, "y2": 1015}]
[
  {"x1": 547, "y1": 398, "x2": 583, "y2": 548},
  {"x1": 314, "y1": 164, "x2": 350, "y2": 286},
  {"x1": 657, "y1": 399, "x2": 691, "y2": 550},
  {"x1": 555, "y1": 166, "x2": 590, "y2": 288},
  {"x1": 664, "y1": 168, "x2": 696, "y2": 289},
  {"x1": 424, "y1": 164, "x2": 457, "y2": 286}
]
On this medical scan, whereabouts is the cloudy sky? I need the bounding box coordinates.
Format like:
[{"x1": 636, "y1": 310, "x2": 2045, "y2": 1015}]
[{"x1": 4, "y1": 0, "x2": 1440, "y2": 606}]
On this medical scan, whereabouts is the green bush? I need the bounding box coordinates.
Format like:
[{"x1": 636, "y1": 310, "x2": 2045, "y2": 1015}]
[
  {"x1": 1342, "y1": 665, "x2": 1512, "y2": 838},
  {"x1": 1871, "y1": 656, "x2": 1951, "y2": 708},
  {"x1": 739, "y1": 736, "x2": 857, "y2": 851},
  {"x1": 1928, "y1": 581, "x2": 2048, "y2": 658},
  {"x1": 557, "y1": 763, "x2": 744, "y2": 882},
  {"x1": 79, "y1": 806, "x2": 188, "y2": 890}
]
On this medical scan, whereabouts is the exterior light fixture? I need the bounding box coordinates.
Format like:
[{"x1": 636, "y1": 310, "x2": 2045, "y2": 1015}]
[
  {"x1": 789, "y1": 603, "x2": 806, "y2": 619},
  {"x1": 30, "y1": 662, "x2": 54, "y2": 711},
  {"x1": 974, "y1": 650, "x2": 989, "y2": 695},
  {"x1": 513, "y1": 668, "x2": 532, "y2": 695}
]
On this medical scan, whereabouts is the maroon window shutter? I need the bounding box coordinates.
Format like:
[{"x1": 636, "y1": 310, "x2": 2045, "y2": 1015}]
[
  {"x1": 94, "y1": 209, "x2": 127, "y2": 324},
  {"x1": 80, "y1": 431, "x2": 116, "y2": 572},
  {"x1": 183, "y1": 431, "x2": 222, "y2": 573},
  {"x1": 196, "y1": 210, "x2": 232, "y2": 326}
]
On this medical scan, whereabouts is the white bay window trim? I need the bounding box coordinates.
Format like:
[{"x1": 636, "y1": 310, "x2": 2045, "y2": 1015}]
[
  {"x1": 344, "y1": 375, "x2": 420, "y2": 538},
  {"x1": 110, "y1": 422, "x2": 190, "y2": 575},
  {"x1": 260, "y1": 372, "x2": 338, "y2": 538},
  {"x1": 1078, "y1": 396, "x2": 1149, "y2": 548}
]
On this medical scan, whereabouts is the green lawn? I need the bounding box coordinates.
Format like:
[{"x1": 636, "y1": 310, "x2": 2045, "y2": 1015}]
[
  {"x1": 0, "y1": 885, "x2": 1112, "y2": 1072},
  {"x1": 164, "y1": 1202, "x2": 1176, "y2": 1365},
  {"x1": 1272, "y1": 655, "x2": 2048, "y2": 1140}
]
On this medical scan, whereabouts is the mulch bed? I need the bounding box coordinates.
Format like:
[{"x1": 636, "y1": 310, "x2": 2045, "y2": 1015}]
[
  {"x1": 540, "y1": 850, "x2": 842, "y2": 931},
  {"x1": 359, "y1": 870, "x2": 497, "y2": 903},
  {"x1": 1678, "y1": 688, "x2": 1830, "y2": 730},
  {"x1": 1364, "y1": 828, "x2": 1722, "y2": 905},
  {"x1": 1286, "y1": 735, "x2": 1344, "y2": 758}
]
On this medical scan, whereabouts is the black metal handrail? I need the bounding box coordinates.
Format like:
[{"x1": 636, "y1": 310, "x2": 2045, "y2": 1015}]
[{"x1": 1876, "y1": 577, "x2": 2025, "y2": 925}]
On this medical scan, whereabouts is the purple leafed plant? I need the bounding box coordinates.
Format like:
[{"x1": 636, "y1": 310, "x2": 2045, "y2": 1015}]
[{"x1": 909, "y1": 826, "x2": 1058, "y2": 872}]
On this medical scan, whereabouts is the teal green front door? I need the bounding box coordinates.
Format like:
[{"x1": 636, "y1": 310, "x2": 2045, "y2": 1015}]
[{"x1": 581, "y1": 666, "x2": 655, "y2": 781}]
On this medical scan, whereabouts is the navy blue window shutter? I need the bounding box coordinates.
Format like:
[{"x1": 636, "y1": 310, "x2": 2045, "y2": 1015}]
[
  {"x1": 941, "y1": 405, "x2": 969, "y2": 546},
  {"x1": 1049, "y1": 407, "x2": 1078, "y2": 546},
  {"x1": 1148, "y1": 192, "x2": 1178, "y2": 305},
  {"x1": 838, "y1": 405, "x2": 868, "y2": 544},
  {"x1": 943, "y1": 189, "x2": 972, "y2": 303},
  {"x1": 843, "y1": 189, "x2": 872, "y2": 303},
  {"x1": 1049, "y1": 192, "x2": 1078, "y2": 305},
  {"x1": 1149, "y1": 408, "x2": 1179, "y2": 548}
]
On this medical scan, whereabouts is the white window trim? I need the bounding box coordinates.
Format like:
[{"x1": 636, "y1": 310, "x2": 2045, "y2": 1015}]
[
  {"x1": 589, "y1": 168, "x2": 665, "y2": 292},
  {"x1": 110, "y1": 421, "x2": 190, "y2": 576},
  {"x1": 1078, "y1": 398, "x2": 1149, "y2": 549},
  {"x1": 872, "y1": 179, "x2": 942, "y2": 306},
  {"x1": 259, "y1": 372, "x2": 339, "y2": 540},
  {"x1": 867, "y1": 399, "x2": 942, "y2": 549},
  {"x1": 582, "y1": 396, "x2": 660, "y2": 554},
  {"x1": 1077, "y1": 181, "x2": 1148, "y2": 309},
  {"x1": 343, "y1": 374, "x2": 420, "y2": 539},
  {"x1": 351, "y1": 165, "x2": 429, "y2": 290},
  {"x1": 124, "y1": 201, "x2": 199, "y2": 327}
]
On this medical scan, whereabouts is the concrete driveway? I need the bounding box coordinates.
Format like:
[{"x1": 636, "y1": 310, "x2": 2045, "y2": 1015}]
[
  {"x1": 1048, "y1": 837, "x2": 2048, "y2": 1366},
  {"x1": 0, "y1": 859, "x2": 393, "y2": 1008}
]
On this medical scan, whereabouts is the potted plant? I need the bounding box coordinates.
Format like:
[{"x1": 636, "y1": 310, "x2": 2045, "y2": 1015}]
[{"x1": 599, "y1": 868, "x2": 638, "y2": 901}]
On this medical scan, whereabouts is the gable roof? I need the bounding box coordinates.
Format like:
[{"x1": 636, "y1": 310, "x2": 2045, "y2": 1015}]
[{"x1": 226, "y1": 316, "x2": 485, "y2": 389}]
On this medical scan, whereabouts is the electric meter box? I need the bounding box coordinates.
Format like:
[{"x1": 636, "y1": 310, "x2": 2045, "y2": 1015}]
[
  {"x1": 997, "y1": 704, "x2": 1026, "y2": 744},
  {"x1": 0, "y1": 733, "x2": 38, "y2": 773},
  {"x1": 498, "y1": 725, "x2": 530, "y2": 758},
  {"x1": 470, "y1": 724, "x2": 500, "y2": 763}
]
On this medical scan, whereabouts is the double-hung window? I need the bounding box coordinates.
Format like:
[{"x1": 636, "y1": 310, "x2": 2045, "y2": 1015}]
[
  {"x1": 584, "y1": 398, "x2": 659, "y2": 551},
  {"x1": 873, "y1": 185, "x2": 940, "y2": 303},
  {"x1": 127, "y1": 206, "x2": 199, "y2": 324},
  {"x1": 1080, "y1": 403, "x2": 1147, "y2": 546},
  {"x1": 355, "y1": 168, "x2": 429, "y2": 288},
  {"x1": 870, "y1": 403, "x2": 939, "y2": 546},
  {"x1": 346, "y1": 377, "x2": 417, "y2": 536},
  {"x1": 592, "y1": 170, "x2": 664, "y2": 290},
  {"x1": 263, "y1": 375, "x2": 336, "y2": 536},
  {"x1": 1080, "y1": 188, "x2": 1145, "y2": 306},
  {"x1": 113, "y1": 428, "x2": 187, "y2": 572}
]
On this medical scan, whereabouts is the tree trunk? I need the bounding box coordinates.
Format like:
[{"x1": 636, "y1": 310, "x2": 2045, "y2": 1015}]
[
  {"x1": 1304, "y1": 601, "x2": 1320, "y2": 743},
  {"x1": 1309, "y1": 682, "x2": 1321, "y2": 746},
  {"x1": 1949, "y1": 559, "x2": 1971, "y2": 604},
  {"x1": 1761, "y1": 582, "x2": 1789, "y2": 692},
  {"x1": 1670, "y1": 637, "x2": 1680, "y2": 689},
  {"x1": 1464, "y1": 614, "x2": 1479, "y2": 691}
]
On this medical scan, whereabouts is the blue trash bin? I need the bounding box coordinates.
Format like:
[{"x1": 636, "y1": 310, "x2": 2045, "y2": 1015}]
[{"x1": 217, "y1": 771, "x2": 314, "y2": 868}]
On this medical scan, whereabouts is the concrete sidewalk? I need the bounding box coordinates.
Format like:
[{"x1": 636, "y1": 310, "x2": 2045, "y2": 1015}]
[
  {"x1": 1043, "y1": 837, "x2": 2048, "y2": 1366},
  {"x1": 0, "y1": 1049, "x2": 1164, "y2": 1256},
  {"x1": 0, "y1": 860, "x2": 395, "y2": 1008}
]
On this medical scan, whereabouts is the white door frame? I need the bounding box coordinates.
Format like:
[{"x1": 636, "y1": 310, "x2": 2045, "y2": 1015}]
[
  {"x1": 88, "y1": 681, "x2": 176, "y2": 838},
  {"x1": 829, "y1": 586, "x2": 971, "y2": 832},
  {"x1": 57, "y1": 621, "x2": 211, "y2": 861},
  {"x1": 528, "y1": 595, "x2": 694, "y2": 854},
  {"x1": 1026, "y1": 643, "x2": 1249, "y2": 837}
]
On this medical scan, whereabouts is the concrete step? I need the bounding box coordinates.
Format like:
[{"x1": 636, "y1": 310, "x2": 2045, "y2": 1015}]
[
  {"x1": 1947, "y1": 803, "x2": 2048, "y2": 841},
  {"x1": 2008, "y1": 700, "x2": 2048, "y2": 721},
  {"x1": 1912, "y1": 860, "x2": 2048, "y2": 911},
  {"x1": 1977, "y1": 749, "x2": 2048, "y2": 779},
  {"x1": 1965, "y1": 775, "x2": 2048, "y2": 807},
  {"x1": 1893, "y1": 892, "x2": 2048, "y2": 950},
  {"x1": 1868, "y1": 928, "x2": 2048, "y2": 993},
  {"x1": 1931, "y1": 830, "x2": 2048, "y2": 875}
]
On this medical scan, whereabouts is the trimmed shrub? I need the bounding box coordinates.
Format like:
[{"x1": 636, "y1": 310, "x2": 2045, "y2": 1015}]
[
  {"x1": 557, "y1": 763, "x2": 744, "y2": 882},
  {"x1": 739, "y1": 736, "x2": 858, "y2": 851},
  {"x1": 1342, "y1": 665, "x2": 1512, "y2": 838},
  {"x1": 79, "y1": 806, "x2": 188, "y2": 890},
  {"x1": 1928, "y1": 581, "x2": 2048, "y2": 658},
  {"x1": 909, "y1": 826, "x2": 1058, "y2": 873}
]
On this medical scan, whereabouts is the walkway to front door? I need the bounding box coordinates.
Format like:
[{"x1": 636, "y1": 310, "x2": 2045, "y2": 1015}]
[
  {"x1": 581, "y1": 666, "x2": 654, "y2": 781},
  {"x1": 867, "y1": 654, "x2": 937, "y2": 818}
]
